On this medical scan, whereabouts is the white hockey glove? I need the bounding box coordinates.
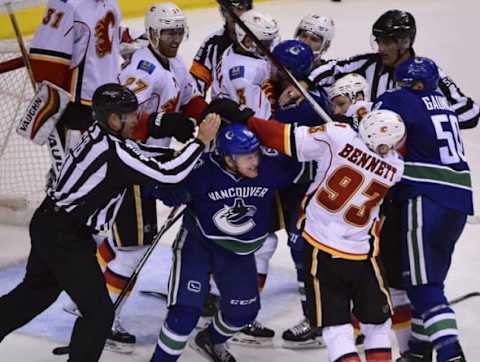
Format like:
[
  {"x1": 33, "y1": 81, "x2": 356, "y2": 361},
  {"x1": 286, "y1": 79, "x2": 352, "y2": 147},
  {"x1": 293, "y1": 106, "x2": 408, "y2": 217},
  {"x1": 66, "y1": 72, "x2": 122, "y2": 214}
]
[{"x1": 16, "y1": 81, "x2": 70, "y2": 145}]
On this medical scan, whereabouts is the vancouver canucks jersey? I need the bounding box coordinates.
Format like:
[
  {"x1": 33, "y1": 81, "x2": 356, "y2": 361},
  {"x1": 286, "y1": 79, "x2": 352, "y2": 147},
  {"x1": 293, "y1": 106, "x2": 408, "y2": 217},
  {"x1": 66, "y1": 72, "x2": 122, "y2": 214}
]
[
  {"x1": 376, "y1": 88, "x2": 473, "y2": 214},
  {"x1": 180, "y1": 151, "x2": 302, "y2": 255}
]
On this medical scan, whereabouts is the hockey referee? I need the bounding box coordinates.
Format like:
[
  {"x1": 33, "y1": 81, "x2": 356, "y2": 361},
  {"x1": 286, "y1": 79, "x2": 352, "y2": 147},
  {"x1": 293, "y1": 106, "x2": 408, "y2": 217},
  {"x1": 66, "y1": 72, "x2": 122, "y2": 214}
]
[{"x1": 0, "y1": 83, "x2": 220, "y2": 361}]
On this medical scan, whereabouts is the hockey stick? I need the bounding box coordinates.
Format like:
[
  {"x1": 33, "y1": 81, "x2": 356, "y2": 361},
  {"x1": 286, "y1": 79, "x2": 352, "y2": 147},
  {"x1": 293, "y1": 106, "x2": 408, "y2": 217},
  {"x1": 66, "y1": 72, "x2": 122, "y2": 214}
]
[
  {"x1": 0, "y1": 1, "x2": 37, "y2": 91},
  {"x1": 218, "y1": 0, "x2": 333, "y2": 123},
  {"x1": 449, "y1": 291, "x2": 480, "y2": 305},
  {"x1": 52, "y1": 205, "x2": 187, "y2": 356}
]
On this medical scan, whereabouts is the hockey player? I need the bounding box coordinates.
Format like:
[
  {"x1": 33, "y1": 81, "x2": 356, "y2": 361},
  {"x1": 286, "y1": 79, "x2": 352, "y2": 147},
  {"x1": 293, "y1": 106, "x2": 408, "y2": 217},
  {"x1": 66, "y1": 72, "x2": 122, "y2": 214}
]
[
  {"x1": 241, "y1": 109, "x2": 405, "y2": 362},
  {"x1": 294, "y1": 13, "x2": 335, "y2": 68},
  {"x1": 285, "y1": 9, "x2": 479, "y2": 129},
  {"x1": 269, "y1": 39, "x2": 329, "y2": 349},
  {"x1": 376, "y1": 57, "x2": 472, "y2": 362},
  {"x1": 148, "y1": 123, "x2": 303, "y2": 362},
  {"x1": 215, "y1": 9, "x2": 279, "y2": 119},
  {"x1": 91, "y1": 3, "x2": 209, "y2": 352},
  {"x1": 329, "y1": 73, "x2": 371, "y2": 122},
  {"x1": 210, "y1": 8, "x2": 280, "y2": 346},
  {"x1": 0, "y1": 83, "x2": 220, "y2": 362},
  {"x1": 27, "y1": 0, "x2": 128, "y2": 176},
  {"x1": 190, "y1": 0, "x2": 253, "y2": 98}
]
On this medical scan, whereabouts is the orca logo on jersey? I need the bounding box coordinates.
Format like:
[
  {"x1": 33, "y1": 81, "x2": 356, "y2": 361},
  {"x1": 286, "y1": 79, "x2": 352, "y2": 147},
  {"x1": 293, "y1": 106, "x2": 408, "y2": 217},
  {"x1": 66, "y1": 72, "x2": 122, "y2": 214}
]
[
  {"x1": 95, "y1": 11, "x2": 116, "y2": 57},
  {"x1": 213, "y1": 198, "x2": 257, "y2": 236}
]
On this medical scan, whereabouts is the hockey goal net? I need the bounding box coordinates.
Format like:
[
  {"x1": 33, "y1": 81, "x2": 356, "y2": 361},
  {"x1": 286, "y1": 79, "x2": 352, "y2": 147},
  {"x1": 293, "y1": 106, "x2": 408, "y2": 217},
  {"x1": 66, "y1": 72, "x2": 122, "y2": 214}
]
[{"x1": 0, "y1": 39, "x2": 50, "y2": 224}]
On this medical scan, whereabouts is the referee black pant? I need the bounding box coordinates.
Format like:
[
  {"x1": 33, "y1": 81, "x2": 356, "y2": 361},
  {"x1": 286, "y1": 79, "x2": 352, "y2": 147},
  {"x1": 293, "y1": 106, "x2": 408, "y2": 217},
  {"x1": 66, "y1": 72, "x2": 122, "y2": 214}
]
[{"x1": 0, "y1": 198, "x2": 114, "y2": 362}]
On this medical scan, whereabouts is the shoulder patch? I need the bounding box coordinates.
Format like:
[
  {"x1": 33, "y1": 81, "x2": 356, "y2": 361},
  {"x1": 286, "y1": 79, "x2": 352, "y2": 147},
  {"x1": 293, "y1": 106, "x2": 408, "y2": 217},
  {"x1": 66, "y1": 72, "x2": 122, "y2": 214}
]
[
  {"x1": 229, "y1": 66, "x2": 245, "y2": 80},
  {"x1": 137, "y1": 60, "x2": 156, "y2": 74}
]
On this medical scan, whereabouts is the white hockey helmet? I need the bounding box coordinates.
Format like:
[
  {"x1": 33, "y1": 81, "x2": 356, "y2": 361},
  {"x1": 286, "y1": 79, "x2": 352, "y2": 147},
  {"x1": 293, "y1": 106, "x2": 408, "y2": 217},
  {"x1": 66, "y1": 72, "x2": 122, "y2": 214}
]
[
  {"x1": 295, "y1": 14, "x2": 335, "y2": 56},
  {"x1": 358, "y1": 109, "x2": 406, "y2": 155},
  {"x1": 145, "y1": 3, "x2": 188, "y2": 47},
  {"x1": 235, "y1": 10, "x2": 279, "y2": 55},
  {"x1": 329, "y1": 73, "x2": 370, "y2": 103}
]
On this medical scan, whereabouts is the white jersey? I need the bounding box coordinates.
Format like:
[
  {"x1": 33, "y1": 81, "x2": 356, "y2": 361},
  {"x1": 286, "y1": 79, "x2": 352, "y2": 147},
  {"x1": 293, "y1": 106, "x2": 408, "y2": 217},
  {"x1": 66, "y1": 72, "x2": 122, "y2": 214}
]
[
  {"x1": 214, "y1": 45, "x2": 274, "y2": 119},
  {"x1": 118, "y1": 46, "x2": 199, "y2": 146},
  {"x1": 293, "y1": 122, "x2": 404, "y2": 260},
  {"x1": 29, "y1": 0, "x2": 122, "y2": 104}
]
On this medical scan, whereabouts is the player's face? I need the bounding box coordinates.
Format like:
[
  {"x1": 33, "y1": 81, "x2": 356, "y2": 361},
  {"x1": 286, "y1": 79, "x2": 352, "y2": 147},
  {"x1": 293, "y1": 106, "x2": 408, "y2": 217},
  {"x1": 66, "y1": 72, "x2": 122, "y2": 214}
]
[
  {"x1": 158, "y1": 28, "x2": 185, "y2": 58},
  {"x1": 227, "y1": 151, "x2": 261, "y2": 178},
  {"x1": 297, "y1": 30, "x2": 323, "y2": 54},
  {"x1": 331, "y1": 95, "x2": 352, "y2": 116}
]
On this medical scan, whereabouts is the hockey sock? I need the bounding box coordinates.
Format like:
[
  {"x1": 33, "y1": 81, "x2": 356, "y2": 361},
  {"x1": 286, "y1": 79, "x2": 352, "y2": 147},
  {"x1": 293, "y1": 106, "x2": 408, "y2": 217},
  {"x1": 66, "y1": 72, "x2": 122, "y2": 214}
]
[
  {"x1": 290, "y1": 247, "x2": 307, "y2": 316},
  {"x1": 258, "y1": 273, "x2": 267, "y2": 292},
  {"x1": 96, "y1": 238, "x2": 115, "y2": 270},
  {"x1": 209, "y1": 310, "x2": 248, "y2": 344},
  {"x1": 422, "y1": 304, "x2": 461, "y2": 362},
  {"x1": 361, "y1": 321, "x2": 392, "y2": 361},
  {"x1": 323, "y1": 324, "x2": 358, "y2": 362},
  {"x1": 151, "y1": 305, "x2": 200, "y2": 362},
  {"x1": 390, "y1": 288, "x2": 412, "y2": 354}
]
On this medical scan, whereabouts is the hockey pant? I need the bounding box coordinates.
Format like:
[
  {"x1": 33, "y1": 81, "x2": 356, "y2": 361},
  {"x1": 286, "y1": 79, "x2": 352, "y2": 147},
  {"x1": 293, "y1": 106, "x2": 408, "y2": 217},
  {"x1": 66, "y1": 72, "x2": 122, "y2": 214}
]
[{"x1": 152, "y1": 226, "x2": 260, "y2": 361}]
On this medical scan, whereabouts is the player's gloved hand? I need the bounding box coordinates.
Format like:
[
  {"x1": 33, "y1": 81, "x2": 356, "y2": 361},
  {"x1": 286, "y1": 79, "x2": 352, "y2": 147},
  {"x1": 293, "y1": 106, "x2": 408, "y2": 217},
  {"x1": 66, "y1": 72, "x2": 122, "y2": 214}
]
[
  {"x1": 142, "y1": 185, "x2": 190, "y2": 207},
  {"x1": 148, "y1": 112, "x2": 196, "y2": 143},
  {"x1": 201, "y1": 98, "x2": 254, "y2": 124}
]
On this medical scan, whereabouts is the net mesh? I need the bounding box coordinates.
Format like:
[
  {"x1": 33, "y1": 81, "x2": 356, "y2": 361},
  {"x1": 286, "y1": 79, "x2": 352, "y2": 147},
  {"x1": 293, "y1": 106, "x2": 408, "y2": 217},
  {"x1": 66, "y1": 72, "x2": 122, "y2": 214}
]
[{"x1": 0, "y1": 39, "x2": 50, "y2": 212}]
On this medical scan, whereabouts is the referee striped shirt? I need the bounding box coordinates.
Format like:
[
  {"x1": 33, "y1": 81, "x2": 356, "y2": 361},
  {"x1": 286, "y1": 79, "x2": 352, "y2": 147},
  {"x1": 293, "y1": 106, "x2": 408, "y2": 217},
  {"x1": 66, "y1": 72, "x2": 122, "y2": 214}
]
[
  {"x1": 309, "y1": 52, "x2": 479, "y2": 129},
  {"x1": 47, "y1": 123, "x2": 204, "y2": 231}
]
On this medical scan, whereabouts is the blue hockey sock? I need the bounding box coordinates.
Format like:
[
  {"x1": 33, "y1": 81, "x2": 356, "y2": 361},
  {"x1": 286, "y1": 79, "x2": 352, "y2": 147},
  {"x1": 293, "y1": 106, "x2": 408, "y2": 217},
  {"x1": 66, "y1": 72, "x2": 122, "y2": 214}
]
[
  {"x1": 208, "y1": 310, "x2": 249, "y2": 344},
  {"x1": 151, "y1": 305, "x2": 200, "y2": 362}
]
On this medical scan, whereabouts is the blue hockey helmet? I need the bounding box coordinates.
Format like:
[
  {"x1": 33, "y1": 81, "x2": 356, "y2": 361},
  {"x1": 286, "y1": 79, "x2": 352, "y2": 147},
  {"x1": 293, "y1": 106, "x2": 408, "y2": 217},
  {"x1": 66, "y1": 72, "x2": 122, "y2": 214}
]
[
  {"x1": 395, "y1": 56, "x2": 440, "y2": 92},
  {"x1": 217, "y1": 124, "x2": 260, "y2": 156},
  {"x1": 272, "y1": 39, "x2": 314, "y2": 79}
]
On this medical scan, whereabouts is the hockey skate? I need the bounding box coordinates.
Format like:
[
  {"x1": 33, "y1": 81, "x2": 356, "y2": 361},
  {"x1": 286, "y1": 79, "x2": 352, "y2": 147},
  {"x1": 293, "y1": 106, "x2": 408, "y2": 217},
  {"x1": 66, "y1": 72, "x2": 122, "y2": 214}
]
[
  {"x1": 229, "y1": 320, "x2": 274, "y2": 348},
  {"x1": 197, "y1": 293, "x2": 220, "y2": 329},
  {"x1": 281, "y1": 318, "x2": 326, "y2": 349},
  {"x1": 189, "y1": 328, "x2": 236, "y2": 362},
  {"x1": 104, "y1": 319, "x2": 136, "y2": 354}
]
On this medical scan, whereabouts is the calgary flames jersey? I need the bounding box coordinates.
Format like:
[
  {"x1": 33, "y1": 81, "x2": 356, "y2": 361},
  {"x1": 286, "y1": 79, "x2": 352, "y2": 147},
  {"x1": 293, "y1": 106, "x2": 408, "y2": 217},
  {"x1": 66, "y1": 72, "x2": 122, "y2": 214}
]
[
  {"x1": 118, "y1": 46, "x2": 198, "y2": 116},
  {"x1": 248, "y1": 118, "x2": 404, "y2": 260},
  {"x1": 214, "y1": 45, "x2": 274, "y2": 119},
  {"x1": 29, "y1": 0, "x2": 122, "y2": 104}
]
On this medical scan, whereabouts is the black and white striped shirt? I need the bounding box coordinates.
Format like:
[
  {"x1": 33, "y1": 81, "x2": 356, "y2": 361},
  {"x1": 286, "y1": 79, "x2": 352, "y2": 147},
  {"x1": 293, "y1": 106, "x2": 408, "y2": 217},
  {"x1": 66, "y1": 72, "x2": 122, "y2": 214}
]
[
  {"x1": 309, "y1": 52, "x2": 480, "y2": 129},
  {"x1": 47, "y1": 123, "x2": 204, "y2": 231}
]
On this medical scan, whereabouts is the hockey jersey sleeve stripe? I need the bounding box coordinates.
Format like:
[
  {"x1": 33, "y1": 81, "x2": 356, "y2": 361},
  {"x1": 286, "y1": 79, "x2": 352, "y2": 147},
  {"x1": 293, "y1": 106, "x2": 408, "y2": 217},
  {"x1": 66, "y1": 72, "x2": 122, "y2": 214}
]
[
  {"x1": 190, "y1": 61, "x2": 212, "y2": 86},
  {"x1": 403, "y1": 162, "x2": 472, "y2": 190},
  {"x1": 115, "y1": 139, "x2": 204, "y2": 183},
  {"x1": 247, "y1": 117, "x2": 292, "y2": 156}
]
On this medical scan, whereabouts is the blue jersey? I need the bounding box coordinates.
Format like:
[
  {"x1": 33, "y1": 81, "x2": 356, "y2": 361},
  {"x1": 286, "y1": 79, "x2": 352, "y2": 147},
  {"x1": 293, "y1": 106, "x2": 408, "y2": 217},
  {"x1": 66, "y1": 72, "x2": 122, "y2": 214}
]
[
  {"x1": 178, "y1": 151, "x2": 302, "y2": 255},
  {"x1": 274, "y1": 87, "x2": 331, "y2": 127},
  {"x1": 376, "y1": 88, "x2": 473, "y2": 214}
]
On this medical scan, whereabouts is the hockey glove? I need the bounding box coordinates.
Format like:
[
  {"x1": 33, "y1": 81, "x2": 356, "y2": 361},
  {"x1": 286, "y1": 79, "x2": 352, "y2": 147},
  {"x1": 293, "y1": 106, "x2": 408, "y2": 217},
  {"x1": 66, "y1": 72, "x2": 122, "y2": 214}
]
[
  {"x1": 142, "y1": 185, "x2": 190, "y2": 207},
  {"x1": 202, "y1": 98, "x2": 254, "y2": 124},
  {"x1": 148, "y1": 112, "x2": 196, "y2": 143}
]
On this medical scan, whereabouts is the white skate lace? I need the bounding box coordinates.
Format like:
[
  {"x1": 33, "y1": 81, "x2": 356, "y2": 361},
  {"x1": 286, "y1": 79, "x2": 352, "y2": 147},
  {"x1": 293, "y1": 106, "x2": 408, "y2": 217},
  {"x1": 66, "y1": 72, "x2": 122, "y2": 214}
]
[
  {"x1": 290, "y1": 319, "x2": 311, "y2": 336},
  {"x1": 249, "y1": 320, "x2": 267, "y2": 330},
  {"x1": 112, "y1": 319, "x2": 128, "y2": 334}
]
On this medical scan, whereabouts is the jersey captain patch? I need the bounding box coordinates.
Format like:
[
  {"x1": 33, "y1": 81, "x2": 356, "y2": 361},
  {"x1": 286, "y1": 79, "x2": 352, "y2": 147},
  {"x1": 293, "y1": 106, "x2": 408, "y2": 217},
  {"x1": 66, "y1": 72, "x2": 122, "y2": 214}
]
[
  {"x1": 137, "y1": 60, "x2": 156, "y2": 74},
  {"x1": 229, "y1": 65, "x2": 245, "y2": 80}
]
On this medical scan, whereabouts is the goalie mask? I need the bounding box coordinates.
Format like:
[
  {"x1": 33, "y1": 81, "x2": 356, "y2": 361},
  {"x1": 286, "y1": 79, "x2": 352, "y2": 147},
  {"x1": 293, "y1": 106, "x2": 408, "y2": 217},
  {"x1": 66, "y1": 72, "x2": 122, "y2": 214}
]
[
  {"x1": 358, "y1": 109, "x2": 405, "y2": 155},
  {"x1": 92, "y1": 83, "x2": 138, "y2": 136},
  {"x1": 235, "y1": 10, "x2": 279, "y2": 56},
  {"x1": 295, "y1": 14, "x2": 335, "y2": 59},
  {"x1": 145, "y1": 3, "x2": 188, "y2": 58}
]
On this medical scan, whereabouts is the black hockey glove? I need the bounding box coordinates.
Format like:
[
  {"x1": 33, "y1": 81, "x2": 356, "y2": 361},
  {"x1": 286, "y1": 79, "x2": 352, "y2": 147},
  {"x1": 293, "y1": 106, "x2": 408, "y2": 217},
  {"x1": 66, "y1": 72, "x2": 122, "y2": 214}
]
[
  {"x1": 148, "y1": 112, "x2": 196, "y2": 143},
  {"x1": 202, "y1": 98, "x2": 254, "y2": 124}
]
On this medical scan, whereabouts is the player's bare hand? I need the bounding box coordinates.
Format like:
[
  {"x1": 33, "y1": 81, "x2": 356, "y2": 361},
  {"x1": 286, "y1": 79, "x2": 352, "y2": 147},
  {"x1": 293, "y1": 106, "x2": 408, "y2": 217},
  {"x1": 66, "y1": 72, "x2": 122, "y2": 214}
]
[
  {"x1": 197, "y1": 113, "x2": 221, "y2": 145},
  {"x1": 279, "y1": 84, "x2": 306, "y2": 107}
]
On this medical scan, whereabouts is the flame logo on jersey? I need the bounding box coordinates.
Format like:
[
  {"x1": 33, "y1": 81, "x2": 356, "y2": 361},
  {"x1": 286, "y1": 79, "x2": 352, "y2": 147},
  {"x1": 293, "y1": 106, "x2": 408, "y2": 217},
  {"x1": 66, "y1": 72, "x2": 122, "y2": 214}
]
[
  {"x1": 213, "y1": 198, "x2": 257, "y2": 236},
  {"x1": 95, "y1": 11, "x2": 116, "y2": 57},
  {"x1": 161, "y1": 94, "x2": 180, "y2": 113}
]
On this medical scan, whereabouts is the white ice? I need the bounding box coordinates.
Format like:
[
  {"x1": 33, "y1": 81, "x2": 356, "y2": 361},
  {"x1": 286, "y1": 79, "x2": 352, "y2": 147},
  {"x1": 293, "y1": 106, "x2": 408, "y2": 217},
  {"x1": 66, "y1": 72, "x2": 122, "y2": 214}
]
[{"x1": 0, "y1": 0, "x2": 479, "y2": 361}]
